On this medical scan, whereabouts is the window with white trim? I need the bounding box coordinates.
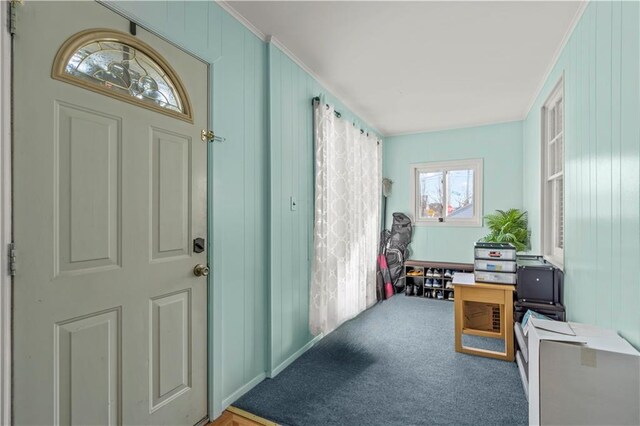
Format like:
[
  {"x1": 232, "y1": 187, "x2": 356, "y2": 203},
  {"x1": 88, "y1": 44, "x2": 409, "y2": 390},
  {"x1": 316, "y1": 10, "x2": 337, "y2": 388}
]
[
  {"x1": 410, "y1": 159, "x2": 483, "y2": 226},
  {"x1": 541, "y1": 79, "x2": 564, "y2": 267}
]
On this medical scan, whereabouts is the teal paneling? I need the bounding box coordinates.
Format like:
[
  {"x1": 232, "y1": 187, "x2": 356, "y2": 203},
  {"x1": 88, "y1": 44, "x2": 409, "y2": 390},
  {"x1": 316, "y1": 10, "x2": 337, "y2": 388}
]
[
  {"x1": 383, "y1": 121, "x2": 523, "y2": 264},
  {"x1": 522, "y1": 1, "x2": 640, "y2": 348},
  {"x1": 109, "y1": 1, "x2": 222, "y2": 62},
  {"x1": 267, "y1": 44, "x2": 379, "y2": 372},
  {"x1": 268, "y1": 45, "x2": 315, "y2": 372},
  {"x1": 619, "y1": 0, "x2": 640, "y2": 347}
]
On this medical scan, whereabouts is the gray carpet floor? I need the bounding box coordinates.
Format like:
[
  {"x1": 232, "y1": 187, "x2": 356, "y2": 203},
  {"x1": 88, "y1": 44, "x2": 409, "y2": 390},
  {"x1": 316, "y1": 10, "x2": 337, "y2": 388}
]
[{"x1": 235, "y1": 295, "x2": 528, "y2": 426}]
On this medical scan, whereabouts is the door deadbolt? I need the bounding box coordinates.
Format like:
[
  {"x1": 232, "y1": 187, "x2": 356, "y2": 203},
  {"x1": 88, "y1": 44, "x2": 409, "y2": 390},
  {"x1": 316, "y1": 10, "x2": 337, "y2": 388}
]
[{"x1": 193, "y1": 264, "x2": 209, "y2": 277}]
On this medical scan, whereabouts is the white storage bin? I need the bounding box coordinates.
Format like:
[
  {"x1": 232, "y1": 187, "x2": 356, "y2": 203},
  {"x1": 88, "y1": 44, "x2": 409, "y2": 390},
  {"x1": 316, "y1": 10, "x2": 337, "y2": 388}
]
[
  {"x1": 474, "y1": 259, "x2": 516, "y2": 272},
  {"x1": 474, "y1": 247, "x2": 517, "y2": 261},
  {"x1": 474, "y1": 270, "x2": 516, "y2": 284}
]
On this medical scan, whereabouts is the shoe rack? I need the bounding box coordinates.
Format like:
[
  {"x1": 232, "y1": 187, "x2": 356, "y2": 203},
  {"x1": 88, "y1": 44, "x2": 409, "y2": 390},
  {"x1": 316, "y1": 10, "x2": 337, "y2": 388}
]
[{"x1": 403, "y1": 260, "x2": 474, "y2": 301}]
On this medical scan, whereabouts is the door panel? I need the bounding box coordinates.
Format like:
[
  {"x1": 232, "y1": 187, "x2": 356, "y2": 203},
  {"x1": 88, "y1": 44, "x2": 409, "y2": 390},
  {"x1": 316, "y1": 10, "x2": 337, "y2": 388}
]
[
  {"x1": 56, "y1": 102, "x2": 122, "y2": 273},
  {"x1": 150, "y1": 290, "x2": 191, "y2": 411},
  {"x1": 55, "y1": 308, "x2": 121, "y2": 426},
  {"x1": 13, "y1": 2, "x2": 208, "y2": 425},
  {"x1": 151, "y1": 129, "x2": 191, "y2": 260}
]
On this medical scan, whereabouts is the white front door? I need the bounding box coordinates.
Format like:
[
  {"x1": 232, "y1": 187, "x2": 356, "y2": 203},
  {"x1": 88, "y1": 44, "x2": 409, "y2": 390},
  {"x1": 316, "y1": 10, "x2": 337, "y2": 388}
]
[{"x1": 13, "y1": 2, "x2": 208, "y2": 425}]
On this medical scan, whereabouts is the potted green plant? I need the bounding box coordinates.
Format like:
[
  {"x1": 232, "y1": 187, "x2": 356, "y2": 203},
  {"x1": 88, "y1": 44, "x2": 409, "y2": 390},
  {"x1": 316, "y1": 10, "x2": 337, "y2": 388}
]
[{"x1": 481, "y1": 208, "x2": 529, "y2": 252}]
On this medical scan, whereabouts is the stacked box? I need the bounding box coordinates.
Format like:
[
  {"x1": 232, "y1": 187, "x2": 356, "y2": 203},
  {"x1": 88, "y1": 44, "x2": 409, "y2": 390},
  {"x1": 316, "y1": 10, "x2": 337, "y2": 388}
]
[{"x1": 474, "y1": 242, "x2": 517, "y2": 284}]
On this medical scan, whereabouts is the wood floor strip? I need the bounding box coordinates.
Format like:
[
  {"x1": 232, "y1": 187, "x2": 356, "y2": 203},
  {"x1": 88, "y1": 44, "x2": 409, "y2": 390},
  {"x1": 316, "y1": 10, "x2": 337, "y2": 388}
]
[{"x1": 208, "y1": 406, "x2": 278, "y2": 426}]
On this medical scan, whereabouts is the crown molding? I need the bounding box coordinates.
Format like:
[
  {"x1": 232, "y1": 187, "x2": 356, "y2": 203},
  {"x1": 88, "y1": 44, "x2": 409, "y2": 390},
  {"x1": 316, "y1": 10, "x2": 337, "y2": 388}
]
[
  {"x1": 267, "y1": 35, "x2": 380, "y2": 135},
  {"x1": 216, "y1": 1, "x2": 267, "y2": 41},
  {"x1": 385, "y1": 117, "x2": 523, "y2": 139},
  {"x1": 216, "y1": 0, "x2": 382, "y2": 136},
  {"x1": 522, "y1": 0, "x2": 589, "y2": 119}
]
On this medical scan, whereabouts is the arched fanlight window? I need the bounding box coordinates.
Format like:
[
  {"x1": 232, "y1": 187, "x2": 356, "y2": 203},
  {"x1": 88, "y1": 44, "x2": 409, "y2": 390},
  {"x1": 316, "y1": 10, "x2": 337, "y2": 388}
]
[{"x1": 52, "y1": 29, "x2": 193, "y2": 122}]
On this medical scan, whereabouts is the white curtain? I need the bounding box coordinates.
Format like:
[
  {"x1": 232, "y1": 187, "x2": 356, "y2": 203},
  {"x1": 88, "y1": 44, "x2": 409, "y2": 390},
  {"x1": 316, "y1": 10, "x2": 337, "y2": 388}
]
[{"x1": 310, "y1": 101, "x2": 382, "y2": 336}]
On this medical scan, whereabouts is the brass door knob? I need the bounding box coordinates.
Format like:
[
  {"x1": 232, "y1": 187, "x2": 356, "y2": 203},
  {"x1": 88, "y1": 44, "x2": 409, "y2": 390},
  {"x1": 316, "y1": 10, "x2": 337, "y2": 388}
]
[{"x1": 193, "y1": 264, "x2": 209, "y2": 277}]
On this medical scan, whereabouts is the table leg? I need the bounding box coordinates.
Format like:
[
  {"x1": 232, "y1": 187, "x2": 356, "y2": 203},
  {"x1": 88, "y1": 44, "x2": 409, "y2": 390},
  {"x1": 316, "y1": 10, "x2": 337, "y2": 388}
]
[
  {"x1": 454, "y1": 288, "x2": 463, "y2": 353},
  {"x1": 505, "y1": 290, "x2": 515, "y2": 361}
]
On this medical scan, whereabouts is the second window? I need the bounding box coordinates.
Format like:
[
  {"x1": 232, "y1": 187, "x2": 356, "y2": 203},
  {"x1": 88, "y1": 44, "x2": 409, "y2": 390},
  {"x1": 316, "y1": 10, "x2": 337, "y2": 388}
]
[{"x1": 410, "y1": 159, "x2": 483, "y2": 226}]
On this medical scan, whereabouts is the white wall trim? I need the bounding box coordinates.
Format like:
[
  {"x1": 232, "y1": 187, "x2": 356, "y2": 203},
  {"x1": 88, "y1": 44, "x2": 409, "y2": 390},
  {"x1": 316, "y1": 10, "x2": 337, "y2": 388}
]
[
  {"x1": 522, "y1": 0, "x2": 588, "y2": 119},
  {"x1": 386, "y1": 117, "x2": 522, "y2": 139},
  {"x1": 268, "y1": 333, "x2": 323, "y2": 378},
  {"x1": 220, "y1": 0, "x2": 587, "y2": 136},
  {"x1": 0, "y1": 2, "x2": 11, "y2": 425},
  {"x1": 219, "y1": 372, "x2": 266, "y2": 411},
  {"x1": 216, "y1": 1, "x2": 266, "y2": 41},
  {"x1": 216, "y1": 1, "x2": 380, "y2": 135}
]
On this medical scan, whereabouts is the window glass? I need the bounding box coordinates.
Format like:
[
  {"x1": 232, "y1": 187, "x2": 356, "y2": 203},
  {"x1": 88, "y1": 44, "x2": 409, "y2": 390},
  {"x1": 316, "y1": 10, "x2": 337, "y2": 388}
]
[
  {"x1": 63, "y1": 39, "x2": 184, "y2": 113},
  {"x1": 541, "y1": 79, "x2": 564, "y2": 265},
  {"x1": 411, "y1": 159, "x2": 482, "y2": 226},
  {"x1": 417, "y1": 171, "x2": 443, "y2": 219},
  {"x1": 446, "y1": 169, "x2": 474, "y2": 219}
]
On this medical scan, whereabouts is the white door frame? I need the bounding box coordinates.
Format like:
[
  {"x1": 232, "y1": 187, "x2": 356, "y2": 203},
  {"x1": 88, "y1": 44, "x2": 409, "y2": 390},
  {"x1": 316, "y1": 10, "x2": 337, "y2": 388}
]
[
  {"x1": 0, "y1": 2, "x2": 12, "y2": 425},
  {"x1": 1, "y1": 1, "x2": 216, "y2": 422}
]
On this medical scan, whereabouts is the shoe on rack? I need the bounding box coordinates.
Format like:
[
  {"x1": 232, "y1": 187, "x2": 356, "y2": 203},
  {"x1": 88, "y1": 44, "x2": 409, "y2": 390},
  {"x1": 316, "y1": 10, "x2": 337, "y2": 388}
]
[
  {"x1": 433, "y1": 279, "x2": 442, "y2": 288},
  {"x1": 425, "y1": 268, "x2": 433, "y2": 278},
  {"x1": 424, "y1": 279, "x2": 432, "y2": 288},
  {"x1": 448, "y1": 292, "x2": 454, "y2": 301},
  {"x1": 431, "y1": 289, "x2": 437, "y2": 298},
  {"x1": 444, "y1": 269, "x2": 452, "y2": 278},
  {"x1": 445, "y1": 281, "x2": 453, "y2": 289},
  {"x1": 437, "y1": 291, "x2": 444, "y2": 299},
  {"x1": 405, "y1": 284, "x2": 413, "y2": 296}
]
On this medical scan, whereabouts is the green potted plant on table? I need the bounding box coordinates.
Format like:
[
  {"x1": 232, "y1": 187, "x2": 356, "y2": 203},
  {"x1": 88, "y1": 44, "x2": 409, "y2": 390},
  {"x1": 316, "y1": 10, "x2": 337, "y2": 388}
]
[{"x1": 481, "y1": 208, "x2": 529, "y2": 252}]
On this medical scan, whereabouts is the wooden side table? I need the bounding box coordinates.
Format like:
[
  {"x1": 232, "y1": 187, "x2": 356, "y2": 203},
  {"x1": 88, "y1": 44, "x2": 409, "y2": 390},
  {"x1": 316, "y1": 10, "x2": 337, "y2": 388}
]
[{"x1": 452, "y1": 278, "x2": 515, "y2": 362}]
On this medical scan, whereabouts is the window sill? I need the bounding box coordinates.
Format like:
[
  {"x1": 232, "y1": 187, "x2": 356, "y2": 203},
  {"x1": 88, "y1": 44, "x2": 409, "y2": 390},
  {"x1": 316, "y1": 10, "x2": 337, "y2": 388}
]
[
  {"x1": 414, "y1": 220, "x2": 482, "y2": 228},
  {"x1": 543, "y1": 254, "x2": 564, "y2": 271}
]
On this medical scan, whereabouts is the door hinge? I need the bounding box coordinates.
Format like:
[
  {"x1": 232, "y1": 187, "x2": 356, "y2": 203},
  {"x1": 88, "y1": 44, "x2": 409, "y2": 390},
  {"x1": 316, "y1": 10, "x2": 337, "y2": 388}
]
[
  {"x1": 9, "y1": 0, "x2": 23, "y2": 35},
  {"x1": 200, "y1": 129, "x2": 226, "y2": 143},
  {"x1": 8, "y1": 243, "x2": 16, "y2": 276}
]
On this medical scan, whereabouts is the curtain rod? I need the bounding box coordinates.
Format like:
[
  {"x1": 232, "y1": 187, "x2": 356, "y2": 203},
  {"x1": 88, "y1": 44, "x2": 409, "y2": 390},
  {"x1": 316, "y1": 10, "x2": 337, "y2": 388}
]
[
  {"x1": 312, "y1": 97, "x2": 378, "y2": 142},
  {"x1": 312, "y1": 96, "x2": 341, "y2": 118}
]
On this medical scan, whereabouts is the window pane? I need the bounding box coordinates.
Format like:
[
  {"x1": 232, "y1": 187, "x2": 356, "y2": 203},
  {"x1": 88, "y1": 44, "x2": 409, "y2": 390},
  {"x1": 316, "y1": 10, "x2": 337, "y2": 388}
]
[
  {"x1": 64, "y1": 40, "x2": 184, "y2": 113},
  {"x1": 446, "y1": 169, "x2": 474, "y2": 219},
  {"x1": 548, "y1": 106, "x2": 556, "y2": 138},
  {"x1": 417, "y1": 171, "x2": 443, "y2": 219},
  {"x1": 556, "y1": 100, "x2": 563, "y2": 134},
  {"x1": 548, "y1": 140, "x2": 556, "y2": 178},
  {"x1": 557, "y1": 134, "x2": 564, "y2": 173},
  {"x1": 555, "y1": 177, "x2": 564, "y2": 249}
]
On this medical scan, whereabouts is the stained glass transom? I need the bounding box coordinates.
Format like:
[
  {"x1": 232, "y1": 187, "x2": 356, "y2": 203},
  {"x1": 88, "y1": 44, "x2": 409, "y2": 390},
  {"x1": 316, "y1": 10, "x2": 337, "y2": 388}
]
[{"x1": 64, "y1": 39, "x2": 184, "y2": 113}]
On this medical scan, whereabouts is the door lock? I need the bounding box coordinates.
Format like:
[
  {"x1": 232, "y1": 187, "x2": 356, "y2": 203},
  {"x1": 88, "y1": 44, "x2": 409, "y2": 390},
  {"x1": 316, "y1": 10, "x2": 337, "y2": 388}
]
[
  {"x1": 193, "y1": 237, "x2": 205, "y2": 253},
  {"x1": 193, "y1": 264, "x2": 209, "y2": 277}
]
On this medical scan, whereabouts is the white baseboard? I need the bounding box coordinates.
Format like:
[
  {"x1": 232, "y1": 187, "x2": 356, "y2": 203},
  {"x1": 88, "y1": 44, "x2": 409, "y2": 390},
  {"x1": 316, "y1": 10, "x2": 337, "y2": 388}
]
[
  {"x1": 269, "y1": 334, "x2": 324, "y2": 378},
  {"x1": 220, "y1": 372, "x2": 267, "y2": 410}
]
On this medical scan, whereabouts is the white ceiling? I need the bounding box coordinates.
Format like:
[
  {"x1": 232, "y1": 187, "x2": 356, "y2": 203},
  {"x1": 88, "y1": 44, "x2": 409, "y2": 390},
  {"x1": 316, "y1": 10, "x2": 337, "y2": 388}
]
[{"x1": 223, "y1": 1, "x2": 584, "y2": 136}]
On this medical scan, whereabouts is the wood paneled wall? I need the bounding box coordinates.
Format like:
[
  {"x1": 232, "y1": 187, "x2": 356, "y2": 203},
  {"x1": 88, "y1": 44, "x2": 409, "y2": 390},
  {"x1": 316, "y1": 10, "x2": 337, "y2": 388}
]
[{"x1": 523, "y1": 1, "x2": 640, "y2": 348}]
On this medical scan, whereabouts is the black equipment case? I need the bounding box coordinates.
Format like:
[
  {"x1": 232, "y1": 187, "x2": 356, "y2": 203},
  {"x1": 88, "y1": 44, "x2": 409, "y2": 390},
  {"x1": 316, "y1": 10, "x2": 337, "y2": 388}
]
[
  {"x1": 514, "y1": 300, "x2": 566, "y2": 323},
  {"x1": 516, "y1": 256, "x2": 563, "y2": 305}
]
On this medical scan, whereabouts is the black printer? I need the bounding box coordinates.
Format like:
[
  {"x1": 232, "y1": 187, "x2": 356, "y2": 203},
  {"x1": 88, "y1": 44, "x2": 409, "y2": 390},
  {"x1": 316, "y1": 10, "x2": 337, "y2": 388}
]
[{"x1": 516, "y1": 255, "x2": 563, "y2": 305}]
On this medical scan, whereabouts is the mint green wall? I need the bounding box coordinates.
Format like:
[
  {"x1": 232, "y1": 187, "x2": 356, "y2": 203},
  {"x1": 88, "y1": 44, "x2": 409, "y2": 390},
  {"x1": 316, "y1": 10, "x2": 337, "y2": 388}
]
[
  {"x1": 383, "y1": 121, "x2": 523, "y2": 263},
  {"x1": 107, "y1": 1, "x2": 378, "y2": 418},
  {"x1": 267, "y1": 44, "x2": 379, "y2": 373},
  {"x1": 522, "y1": 1, "x2": 640, "y2": 348}
]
